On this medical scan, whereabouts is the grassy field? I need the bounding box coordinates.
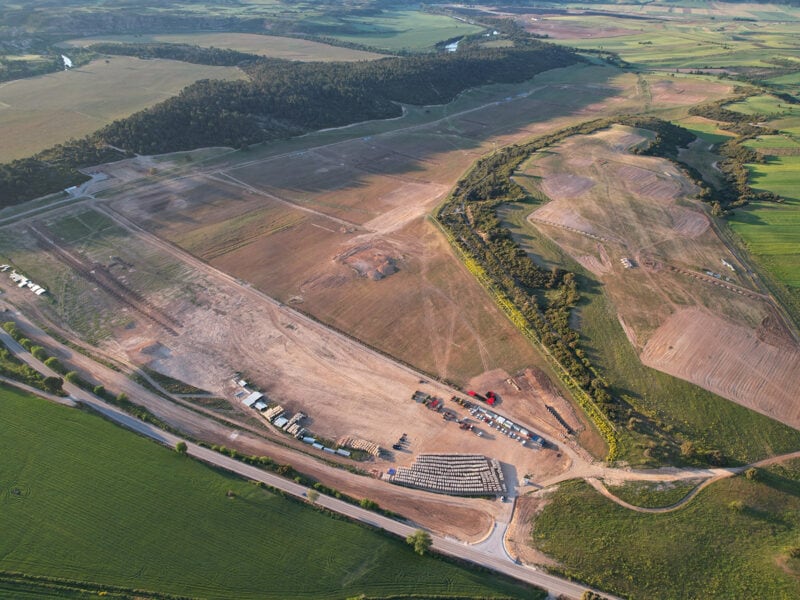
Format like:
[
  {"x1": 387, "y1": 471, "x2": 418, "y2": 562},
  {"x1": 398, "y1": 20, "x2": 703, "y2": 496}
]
[
  {"x1": 726, "y1": 94, "x2": 800, "y2": 117},
  {"x1": 729, "y1": 156, "x2": 800, "y2": 299},
  {"x1": 539, "y1": 4, "x2": 800, "y2": 70},
  {"x1": 65, "y1": 33, "x2": 385, "y2": 61},
  {"x1": 0, "y1": 384, "x2": 538, "y2": 599},
  {"x1": 533, "y1": 468, "x2": 800, "y2": 599},
  {"x1": 604, "y1": 479, "x2": 703, "y2": 509},
  {"x1": 0, "y1": 56, "x2": 245, "y2": 162},
  {"x1": 313, "y1": 10, "x2": 484, "y2": 51}
]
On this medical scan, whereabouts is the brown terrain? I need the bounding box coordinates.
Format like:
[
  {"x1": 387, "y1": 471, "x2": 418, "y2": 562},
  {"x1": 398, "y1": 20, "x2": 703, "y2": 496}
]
[
  {"x1": 522, "y1": 125, "x2": 800, "y2": 427},
  {"x1": 0, "y1": 66, "x2": 735, "y2": 540}
]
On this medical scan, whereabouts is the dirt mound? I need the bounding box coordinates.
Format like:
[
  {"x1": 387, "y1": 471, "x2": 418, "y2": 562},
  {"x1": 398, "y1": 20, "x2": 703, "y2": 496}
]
[
  {"x1": 136, "y1": 340, "x2": 171, "y2": 360},
  {"x1": 335, "y1": 242, "x2": 399, "y2": 281},
  {"x1": 641, "y1": 308, "x2": 800, "y2": 429}
]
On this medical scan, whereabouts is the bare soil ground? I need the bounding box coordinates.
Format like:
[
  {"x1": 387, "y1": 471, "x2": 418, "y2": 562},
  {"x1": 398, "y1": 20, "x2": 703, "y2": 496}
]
[
  {"x1": 0, "y1": 205, "x2": 571, "y2": 485},
  {"x1": 505, "y1": 493, "x2": 560, "y2": 567},
  {"x1": 522, "y1": 125, "x2": 800, "y2": 425},
  {"x1": 641, "y1": 307, "x2": 800, "y2": 428},
  {"x1": 97, "y1": 67, "x2": 660, "y2": 387},
  {"x1": 0, "y1": 67, "x2": 736, "y2": 539}
]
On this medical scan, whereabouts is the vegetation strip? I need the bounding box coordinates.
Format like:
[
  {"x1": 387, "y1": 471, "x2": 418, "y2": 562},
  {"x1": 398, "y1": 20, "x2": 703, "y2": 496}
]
[{"x1": 533, "y1": 469, "x2": 800, "y2": 599}]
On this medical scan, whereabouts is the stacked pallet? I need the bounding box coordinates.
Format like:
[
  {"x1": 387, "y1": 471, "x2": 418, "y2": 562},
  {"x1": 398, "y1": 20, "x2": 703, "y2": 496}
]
[
  {"x1": 384, "y1": 454, "x2": 505, "y2": 496},
  {"x1": 337, "y1": 436, "x2": 381, "y2": 457}
]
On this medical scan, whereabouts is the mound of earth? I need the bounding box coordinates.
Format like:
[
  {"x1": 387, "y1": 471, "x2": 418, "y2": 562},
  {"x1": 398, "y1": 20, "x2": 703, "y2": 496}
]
[
  {"x1": 335, "y1": 242, "x2": 399, "y2": 281},
  {"x1": 136, "y1": 340, "x2": 171, "y2": 359}
]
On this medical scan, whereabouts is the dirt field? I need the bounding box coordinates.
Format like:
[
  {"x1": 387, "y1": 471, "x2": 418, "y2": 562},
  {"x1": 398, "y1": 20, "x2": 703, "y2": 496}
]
[
  {"x1": 92, "y1": 66, "x2": 721, "y2": 389},
  {"x1": 0, "y1": 204, "x2": 572, "y2": 486},
  {"x1": 521, "y1": 125, "x2": 800, "y2": 425},
  {"x1": 641, "y1": 307, "x2": 800, "y2": 428}
]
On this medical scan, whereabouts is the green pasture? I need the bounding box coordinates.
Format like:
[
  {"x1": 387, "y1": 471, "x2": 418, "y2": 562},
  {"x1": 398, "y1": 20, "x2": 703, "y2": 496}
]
[
  {"x1": 726, "y1": 94, "x2": 800, "y2": 117},
  {"x1": 0, "y1": 384, "x2": 537, "y2": 600},
  {"x1": 675, "y1": 117, "x2": 735, "y2": 145},
  {"x1": 311, "y1": 10, "x2": 483, "y2": 51},
  {"x1": 604, "y1": 479, "x2": 703, "y2": 509},
  {"x1": 729, "y1": 156, "x2": 800, "y2": 289},
  {"x1": 533, "y1": 469, "x2": 800, "y2": 599},
  {"x1": 551, "y1": 13, "x2": 800, "y2": 69},
  {"x1": 744, "y1": 135, "x2": 800, "y2": 150},
  {"x1": 770, "y1": 115, "x2": 800, "y2": 136}
]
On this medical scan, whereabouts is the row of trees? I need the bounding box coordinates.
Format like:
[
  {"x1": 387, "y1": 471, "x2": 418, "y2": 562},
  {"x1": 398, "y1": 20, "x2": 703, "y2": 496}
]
[{"x1": 438, "y1": 118, "x2": 626, "y2": 438}]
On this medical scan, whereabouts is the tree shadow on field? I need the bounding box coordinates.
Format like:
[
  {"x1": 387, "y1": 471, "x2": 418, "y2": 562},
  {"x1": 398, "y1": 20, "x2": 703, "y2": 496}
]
[{"x1": 755, "y1": 468, "x2": 800, "y2": 501}]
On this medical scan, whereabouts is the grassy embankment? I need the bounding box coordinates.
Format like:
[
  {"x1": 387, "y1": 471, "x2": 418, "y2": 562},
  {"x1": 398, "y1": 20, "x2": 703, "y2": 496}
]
[
  {"x1": 0, "y1": 383, "x2": 538, "y2": 600},
  {"x1": 533, "y1": 465, "x2": 800, "y2": 599},
  {"x1": 604, "y1": 480, "x2": 703, "y2": 509}
]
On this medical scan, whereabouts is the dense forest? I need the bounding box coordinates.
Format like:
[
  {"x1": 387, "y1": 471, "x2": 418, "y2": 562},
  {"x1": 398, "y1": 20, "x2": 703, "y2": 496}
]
[
  {"x1": 0, "y1": 41, "x2": 579, "y2": 207},
  {"x1": 99, "y1": 41, "x2": 578, "y2": 154}
]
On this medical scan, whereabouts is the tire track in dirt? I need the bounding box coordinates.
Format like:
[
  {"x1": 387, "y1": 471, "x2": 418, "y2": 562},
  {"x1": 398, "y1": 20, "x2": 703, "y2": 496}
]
[{"x1": 27, "y1": 222, "x2": 182, "y2": 336}]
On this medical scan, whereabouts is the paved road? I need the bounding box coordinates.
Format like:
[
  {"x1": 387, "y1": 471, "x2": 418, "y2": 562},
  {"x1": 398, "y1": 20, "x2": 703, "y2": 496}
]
[{"x1": 0, "y1": 328, "x2": 613, "y2": 600}]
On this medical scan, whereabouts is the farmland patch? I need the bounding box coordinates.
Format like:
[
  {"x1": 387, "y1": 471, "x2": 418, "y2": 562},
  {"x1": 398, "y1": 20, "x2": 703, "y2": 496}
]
[{"x1": 0, "y1": 57, "x2": 245, "y2": 162}]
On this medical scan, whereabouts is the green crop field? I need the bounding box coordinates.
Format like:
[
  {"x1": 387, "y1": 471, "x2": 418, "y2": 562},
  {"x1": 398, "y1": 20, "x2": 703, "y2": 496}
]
[
  {"x1": 0, "y1": 384, "x2": 537, "y2": 600},
  {"x1": 726, "y1": 94, "x2": 800, "y2": 117},
  {"x1": 729, "y1": 156, "x2": 800, "y2": 297},
  {"x1": 311, "y1": 10, "x2": 483, "y2": 51},
  {"x1": 543, "y1": 5, "x2": 800, "y2": 70},
  {"x1": 0, "y1": 56, "x2": 245, "y2": 163},
  {"x1": 675, "y1": 116, "x2": 735, "y2": 145},
  {"x1": 533, "y1": 469, "x2": 800, "y2": 599},
  {"x1": 65, "y1": 33, "x2": 385, "y2": 61},
  {"x1": 744, "y1": 135, "x2": 800, "y2": 150}
]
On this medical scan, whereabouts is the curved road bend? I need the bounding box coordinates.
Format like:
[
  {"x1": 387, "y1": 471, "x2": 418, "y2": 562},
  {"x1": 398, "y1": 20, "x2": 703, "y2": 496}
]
[{"x1": 0, "y1": 330, "x2": 614, "y2": 600}]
